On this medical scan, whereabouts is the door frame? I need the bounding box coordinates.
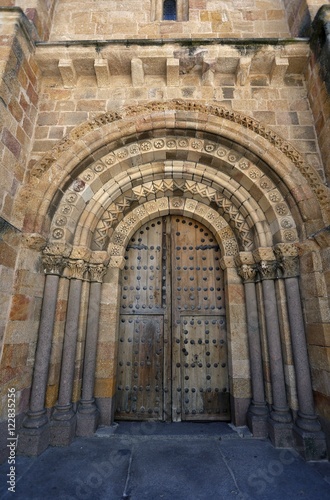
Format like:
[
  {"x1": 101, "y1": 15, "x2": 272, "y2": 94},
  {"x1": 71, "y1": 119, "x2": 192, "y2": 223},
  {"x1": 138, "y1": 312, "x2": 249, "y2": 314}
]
[{"x1": 113, "y1": 213, "x2": 233, "y2": 421}]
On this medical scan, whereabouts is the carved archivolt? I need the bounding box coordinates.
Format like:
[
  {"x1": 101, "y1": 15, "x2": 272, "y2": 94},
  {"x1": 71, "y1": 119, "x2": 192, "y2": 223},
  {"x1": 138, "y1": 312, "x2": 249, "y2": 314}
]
[
  {"x1": 107, "y1": 197, "x2": 239, "y2": 258},
  {"x1": 29, "y1": 100, "x2": 328, "y2": 210},
  {"x1": 94, "y1": 179, "x2": 254, "y2": 251},
  {"x1": 49, "y1": 137, "x2": 297, "y2": 251}
]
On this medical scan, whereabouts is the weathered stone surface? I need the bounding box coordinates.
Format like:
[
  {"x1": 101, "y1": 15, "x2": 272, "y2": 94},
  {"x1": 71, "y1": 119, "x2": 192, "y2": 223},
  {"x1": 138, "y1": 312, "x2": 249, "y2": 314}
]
[{"x1": 0, "y1": 1, "x2": 330, "y2": 463}]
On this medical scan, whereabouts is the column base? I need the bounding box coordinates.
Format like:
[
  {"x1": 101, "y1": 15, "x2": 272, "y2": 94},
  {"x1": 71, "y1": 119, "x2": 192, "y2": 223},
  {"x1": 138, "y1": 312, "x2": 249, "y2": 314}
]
[
  {"x1": 268, "y1": 418, "x2": 293, "y2": 448},
  {"x1": 293, "y1": 425, "x2": 328, "y2": 461},
  {"x1": 76, "y1": 405, "x2": 100, "y2": 437},
  {"x1": 17, "y1": 423, "x2": 50, "y2": 457},
  {"x1": 247, "y1": 411, "x2": 268, "y2": 438},
  {"x1": 50, "y1": 413, "x2": 77, "y2": 446}
]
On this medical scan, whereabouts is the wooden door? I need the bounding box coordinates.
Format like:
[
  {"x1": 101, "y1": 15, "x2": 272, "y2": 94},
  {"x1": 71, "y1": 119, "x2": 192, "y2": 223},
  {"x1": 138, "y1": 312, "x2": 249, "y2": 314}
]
[{"x1": 115, "y1": 216, "x2": 230, "y2": 421}]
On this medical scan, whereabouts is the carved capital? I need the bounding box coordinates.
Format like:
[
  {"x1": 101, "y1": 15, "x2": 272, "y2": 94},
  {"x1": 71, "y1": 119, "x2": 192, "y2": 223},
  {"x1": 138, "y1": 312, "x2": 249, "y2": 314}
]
[
  {"x1": 88, "y1": 263, "x2": 107, "y2": 283},
  {"x1": 237, "y1": 263, "x2": 258, "y2": 283},
  {"x1": 257, "y1": 260, "x2": 278, "y2": 281},
  {"x1": 278, "y1": 255, "x2": 300, "y2": 278},
  {"x1": 42, "y1": 255, "x2": 66, "y2": 276},
  {"x1": 274, "y1": 243, "x2": 300, "y2": 278},
  {"x1": 66, "y1": 259, "x2": 88, "y2": 280}
]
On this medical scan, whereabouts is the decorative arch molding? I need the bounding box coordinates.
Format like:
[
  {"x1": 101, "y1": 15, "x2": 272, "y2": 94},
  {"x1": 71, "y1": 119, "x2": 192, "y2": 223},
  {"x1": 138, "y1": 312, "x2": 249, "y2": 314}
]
[
  {"x1": 17, "y1": 104, "x2": 328, "y2": 460},
  {"x1": 17, "y1": 101, "x2": 329, "y2": 236},
  {"x1": 48, "y1": 146, "x2": 298, "y2": 252},
  {"x1": 106, "y1": 197, "x2": 239, "y2": 262}
]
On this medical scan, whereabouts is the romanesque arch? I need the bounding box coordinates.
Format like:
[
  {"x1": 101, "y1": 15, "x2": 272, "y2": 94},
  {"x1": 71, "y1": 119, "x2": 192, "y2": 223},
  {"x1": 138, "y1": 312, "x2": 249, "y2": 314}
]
[{"x1": 17, "y1": 101, "x2": 328, "y2": 460}]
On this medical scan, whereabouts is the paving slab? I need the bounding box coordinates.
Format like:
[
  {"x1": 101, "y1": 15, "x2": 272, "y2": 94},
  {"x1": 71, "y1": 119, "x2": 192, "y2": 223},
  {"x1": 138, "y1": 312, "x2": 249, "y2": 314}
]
[{"x1": 0, "y1": 423, "x2": 329, "y2": 500}]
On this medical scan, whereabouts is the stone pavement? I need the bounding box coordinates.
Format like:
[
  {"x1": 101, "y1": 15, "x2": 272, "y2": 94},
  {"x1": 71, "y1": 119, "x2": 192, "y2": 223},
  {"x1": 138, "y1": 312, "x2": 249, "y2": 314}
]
[{"x1": 1, "y1": 422, "x2": 330, "y2": 500}]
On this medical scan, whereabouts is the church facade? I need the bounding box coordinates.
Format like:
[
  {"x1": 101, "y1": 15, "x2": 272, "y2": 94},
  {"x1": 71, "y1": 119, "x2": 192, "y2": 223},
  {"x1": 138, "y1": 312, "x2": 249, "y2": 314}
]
[{"x1": 0, "y1": 0, "x2": 329, "y2": 461}]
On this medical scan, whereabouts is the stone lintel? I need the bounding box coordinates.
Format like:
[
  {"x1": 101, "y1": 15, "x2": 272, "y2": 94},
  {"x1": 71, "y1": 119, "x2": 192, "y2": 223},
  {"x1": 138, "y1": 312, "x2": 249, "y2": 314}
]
[{"x1": 58, "y1": 59, "x2": 77, "y2": 88}]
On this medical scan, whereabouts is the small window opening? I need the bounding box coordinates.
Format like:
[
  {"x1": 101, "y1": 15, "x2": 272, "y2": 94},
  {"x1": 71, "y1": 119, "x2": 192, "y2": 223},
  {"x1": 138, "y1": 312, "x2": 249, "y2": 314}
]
[{"x1": 163, "y1": 0, "x2": 177, "y2": 20}]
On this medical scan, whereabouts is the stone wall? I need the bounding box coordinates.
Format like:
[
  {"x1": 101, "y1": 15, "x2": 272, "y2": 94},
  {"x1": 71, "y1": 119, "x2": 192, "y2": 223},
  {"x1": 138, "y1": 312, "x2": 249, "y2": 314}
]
[
  {"x1": 0, "y1": 1, "x2": 330, "y2": 461},
  {"x1": 0, "y1": 10, "x2": 41, "y2": 457},
  {"x1": 308, "y1": 5, "x2": 330, "y2": 184},
  {"x1": 28, "y1": 41, "x2": 324, "y2": 185},
  {"x1": 49, "y1": 0, "x2": 291, "y2": 40}
]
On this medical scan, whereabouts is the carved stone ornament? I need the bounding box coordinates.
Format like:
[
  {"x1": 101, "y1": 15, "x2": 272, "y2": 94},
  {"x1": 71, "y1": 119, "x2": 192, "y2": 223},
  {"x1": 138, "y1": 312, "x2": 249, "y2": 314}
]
[
  {"x1": 66, "y1": 259, "x2": 88, "y2": 280},
  {"x1": 88, "y1": 263, "x2": 108, "y2": 283},
  {"x1": 109, "y1": 256, "x2": 125, "y2": 269},
  {"x1": 42, "y1": 255, "x2": 66, "y2": 276},
  {"x1": 274, "y1": 244, "x2": 300, "y2": 278},
  {"x1": 21, "y1": 233, "x2": 47, "y2": 251},
  {"x1": 43, "y1": 243, "x2": 72, "y2": 258},
  {"x1": 237, "y1": 263, "x2": 258, "y2": 283},
  {"x1": 257, "y1": 260, "x2": 278, "y2": 281},
  {"x1": 278, "y1": 255, "x2": 300, "y2": 278},
  {"x1": 29, "y1": 100, "x2": 328, "y2": 209}
]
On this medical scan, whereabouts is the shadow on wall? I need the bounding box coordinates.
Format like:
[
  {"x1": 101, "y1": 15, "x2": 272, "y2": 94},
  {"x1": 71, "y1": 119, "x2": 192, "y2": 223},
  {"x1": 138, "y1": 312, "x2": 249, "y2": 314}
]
[{"x1": 310, "y1": 5, "x2": 330, "y2": 94}]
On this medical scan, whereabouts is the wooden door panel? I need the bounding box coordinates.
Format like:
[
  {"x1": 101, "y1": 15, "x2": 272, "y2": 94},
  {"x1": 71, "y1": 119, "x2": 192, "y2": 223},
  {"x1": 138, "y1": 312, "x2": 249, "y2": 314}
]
[
  {"x1": 179, "y1": 315, "x2": 230, "y2": 420},
  {"x1": 171, "y1": 216, "x2": 229, "y2": 421},
  {"x1": 116, "y1": 218, "x2": 165, "y2": 421},
  {"x1": 116, "y1": 215, "x2": 230, "y2": 422},
  {"x1": 116, "y1": 315, "x2": 164, "y2": 420}
]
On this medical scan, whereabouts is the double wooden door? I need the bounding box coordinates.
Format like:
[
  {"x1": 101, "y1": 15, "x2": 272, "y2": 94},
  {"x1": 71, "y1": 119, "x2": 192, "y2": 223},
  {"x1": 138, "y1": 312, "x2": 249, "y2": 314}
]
[{"x1": 115, "y1": 216, "x2": 230, "y2": 422}]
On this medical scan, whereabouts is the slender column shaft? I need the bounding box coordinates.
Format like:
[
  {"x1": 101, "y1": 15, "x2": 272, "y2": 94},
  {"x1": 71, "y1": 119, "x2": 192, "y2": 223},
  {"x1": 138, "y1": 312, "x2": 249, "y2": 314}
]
[
  {"x1": 81, "y1": 281, "x2": 102, "y2": 403},
  {"x1": 235, "y1": 254, "x2": 268, "y2": 420},
  {"x1": 261, "y1": 276, "x2": 291, "y2": 422},
  {"x1": 25, "y1": 273, "x2": 60, "y2": 425},
  {"x1": 244, "y1": 280, "x2": 267, "y2": 409},
  {"x1": 285, "y1": 276, "x2": 321, "y2": 431},
  {"x1": 54, "y1": 278, "x2": 83, "y2": 416}
]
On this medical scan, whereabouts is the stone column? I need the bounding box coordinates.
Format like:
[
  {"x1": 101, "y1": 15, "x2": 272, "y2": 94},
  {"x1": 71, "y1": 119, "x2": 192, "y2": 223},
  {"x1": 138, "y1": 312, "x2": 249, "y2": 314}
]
[
  {"x1": 220, "y1": 256, "x2": 251, "y2": 426},
  {"x1": 18, "y1": 254, "x2": 65, "y2": 456},
  {"x1": 236, "y1": 253, "x2": 268, "y2": 437},
  {"x1": 76, "y1": 263, "x2": 107, "y2": 436},
  {"x1": 275, "y1": 244, "x2": 327, "y2": 460},
  {"x1": 50, "y1": 259, "x2": 87, "y2": 446},
  {"x1": 254, "y1": 248, "x2": 293, "y2": 448}
]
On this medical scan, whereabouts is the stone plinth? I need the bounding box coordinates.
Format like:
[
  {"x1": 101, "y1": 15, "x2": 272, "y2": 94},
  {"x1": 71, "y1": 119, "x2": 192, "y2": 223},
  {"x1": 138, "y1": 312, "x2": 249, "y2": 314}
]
[
  {"x1": 17, "y1": 424, "x2": 50, "y2": 457},
  {"x1": 293, "y1": 426, "x2": 328, "y2": 461},
  {"x1": 268, "y1": 419, "x2": 293, "y2": 449}
]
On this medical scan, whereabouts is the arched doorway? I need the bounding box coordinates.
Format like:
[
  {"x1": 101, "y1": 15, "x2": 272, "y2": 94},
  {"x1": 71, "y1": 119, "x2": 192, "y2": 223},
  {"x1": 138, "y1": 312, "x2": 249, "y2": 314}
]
[
  {"x1": 116, "y1": 215, "x2": 229, "y2": 422},
  {"x1": 16, "y1": 101, "x2": 328, "y2": 460}
]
